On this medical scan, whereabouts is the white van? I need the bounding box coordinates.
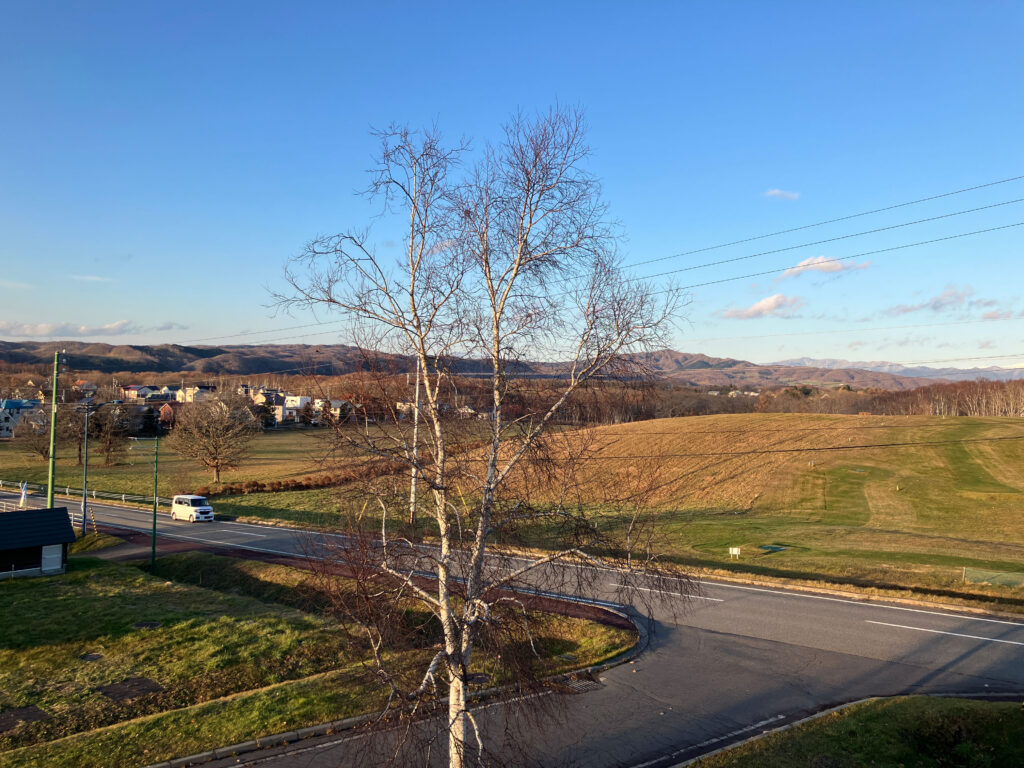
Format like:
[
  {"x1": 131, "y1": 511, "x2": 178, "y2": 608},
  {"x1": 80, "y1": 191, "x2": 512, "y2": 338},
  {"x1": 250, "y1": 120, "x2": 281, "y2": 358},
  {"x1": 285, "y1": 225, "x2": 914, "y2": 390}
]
[{"x1": 170, "y1": 494, "x2": 214, "y2": 523}]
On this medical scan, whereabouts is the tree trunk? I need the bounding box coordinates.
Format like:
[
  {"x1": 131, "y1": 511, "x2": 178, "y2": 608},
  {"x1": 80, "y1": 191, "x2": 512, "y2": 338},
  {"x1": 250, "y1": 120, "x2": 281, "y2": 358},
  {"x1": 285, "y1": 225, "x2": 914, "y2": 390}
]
[{"x1": 448, "y1": 676, "x2": 467, "y2": 768}]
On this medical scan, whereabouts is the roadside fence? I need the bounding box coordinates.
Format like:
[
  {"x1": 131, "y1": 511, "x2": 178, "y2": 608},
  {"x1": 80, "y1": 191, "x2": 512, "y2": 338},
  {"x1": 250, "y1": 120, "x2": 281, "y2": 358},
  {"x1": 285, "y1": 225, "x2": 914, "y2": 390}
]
[{"x1": 0, "y1": 478, "x2": 171, "y2": 509}]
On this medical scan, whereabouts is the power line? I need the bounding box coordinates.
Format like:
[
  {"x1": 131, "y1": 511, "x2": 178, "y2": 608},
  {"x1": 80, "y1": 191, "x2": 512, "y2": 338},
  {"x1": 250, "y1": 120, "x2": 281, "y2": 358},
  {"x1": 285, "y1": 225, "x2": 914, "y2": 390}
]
[
  {"x1": 629, "y1": 174, "x2": 1024, "y2": 270},
  {"x1": 475, "y1": 434, "x2": 1024, "y2": 459},
  {"x1": 175, "y1": 320, "x2": 347, "y2": 345},
  {"x1": 654, "y1": 221, "x2": 1024, "y2": 292},
  {"x1": 630, "y1": 197, "x2": 1023, "y2": 281},
  {"x1": 586, "y1": 423, "x2": 1016, "y2": 436},
  {"x1": 166, "y1": 177, "x2": 1024, "y2": 347},
  {"x1": 679, "y1": 316, "x2": 1024, "y2": 344}
]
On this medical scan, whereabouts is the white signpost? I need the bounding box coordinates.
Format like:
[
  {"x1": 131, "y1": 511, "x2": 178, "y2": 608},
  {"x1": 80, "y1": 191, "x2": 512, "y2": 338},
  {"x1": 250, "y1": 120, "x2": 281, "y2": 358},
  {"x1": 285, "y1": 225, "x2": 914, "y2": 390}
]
[{"x1": 728, "y1": 546, "x2": 741, "y2": 560}]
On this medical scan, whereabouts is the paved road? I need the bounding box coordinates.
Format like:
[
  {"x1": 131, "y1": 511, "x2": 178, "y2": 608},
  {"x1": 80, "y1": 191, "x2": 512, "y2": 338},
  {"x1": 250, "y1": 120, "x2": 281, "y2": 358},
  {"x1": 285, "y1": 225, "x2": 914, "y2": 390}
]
[{"x1": 7, "y1": 492, "x2": 1024, "y2": 767}]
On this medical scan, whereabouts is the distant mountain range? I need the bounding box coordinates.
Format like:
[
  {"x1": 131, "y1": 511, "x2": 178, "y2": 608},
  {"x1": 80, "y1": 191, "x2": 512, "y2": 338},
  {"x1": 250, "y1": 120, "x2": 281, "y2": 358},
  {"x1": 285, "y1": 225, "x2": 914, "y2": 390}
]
[
  {"x1": 0, "y1": 341, "x2": 981, "y2": 390},
  {"x1": 774, "y1": 357, "x2": 1024, "y2": 383}
]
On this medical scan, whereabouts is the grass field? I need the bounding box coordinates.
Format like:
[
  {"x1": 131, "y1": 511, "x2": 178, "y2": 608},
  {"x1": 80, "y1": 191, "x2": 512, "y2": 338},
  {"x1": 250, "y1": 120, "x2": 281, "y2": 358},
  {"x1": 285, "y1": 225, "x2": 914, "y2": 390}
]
[
  {"x1": 548, "y1": 414, "x2": 1024, "y2": 603},
  {"x1": 692, "y1": 696, "x2": 1024, "y2": 767},
  {"x1": 3, "y1": 414, "x2": 1023, "y2": 603},
  {"x1": 0, "y1": 428, "x2": 339, "y2": 500},
  {"x1": 0, "y1": 553, "x2": 635, "y2": 768}
]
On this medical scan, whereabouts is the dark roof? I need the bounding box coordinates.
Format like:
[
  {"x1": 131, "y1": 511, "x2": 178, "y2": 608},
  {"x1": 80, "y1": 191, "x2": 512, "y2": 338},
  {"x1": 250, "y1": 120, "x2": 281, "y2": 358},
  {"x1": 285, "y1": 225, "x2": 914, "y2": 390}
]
[{"x1": 0, "y1": 507, "x2": 76, "y2": 549}]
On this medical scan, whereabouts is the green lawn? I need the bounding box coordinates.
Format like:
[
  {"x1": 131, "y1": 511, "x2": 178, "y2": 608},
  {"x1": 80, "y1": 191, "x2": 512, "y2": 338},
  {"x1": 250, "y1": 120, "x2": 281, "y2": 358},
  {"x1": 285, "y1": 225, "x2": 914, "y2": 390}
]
[
  {"x1": 0, "y1": 553, "x2": 635, "y2": 768},
  {"x1": 0, "y1": 428, "x2": 338, "y2": 499},
  {"x1": 692, "y1": 696, "x2": 1024, "y2": 767},
  {"x1": 5, "y1": 414, "x2": 1023, "y2": 606}
]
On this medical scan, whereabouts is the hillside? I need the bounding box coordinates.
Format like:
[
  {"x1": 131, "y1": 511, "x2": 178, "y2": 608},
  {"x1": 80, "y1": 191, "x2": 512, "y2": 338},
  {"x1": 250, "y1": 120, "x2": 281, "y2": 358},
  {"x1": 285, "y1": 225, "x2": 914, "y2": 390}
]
[
  {"x1": 0, "y1": 341, "x2": 934, "y2": 390},
  {"x1": 527, "y1": 413, "x2": 1024, "y2": 596},
  {"x1": 776, "y1": 356, "x2": 1024, "y2": 382}
]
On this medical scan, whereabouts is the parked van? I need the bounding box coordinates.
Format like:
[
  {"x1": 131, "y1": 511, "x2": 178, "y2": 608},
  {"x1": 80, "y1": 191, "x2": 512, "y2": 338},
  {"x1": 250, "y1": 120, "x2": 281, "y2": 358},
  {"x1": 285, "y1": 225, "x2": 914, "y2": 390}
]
[{"x1": 170, "y1": 495, "x2": 214, "y2": 523}]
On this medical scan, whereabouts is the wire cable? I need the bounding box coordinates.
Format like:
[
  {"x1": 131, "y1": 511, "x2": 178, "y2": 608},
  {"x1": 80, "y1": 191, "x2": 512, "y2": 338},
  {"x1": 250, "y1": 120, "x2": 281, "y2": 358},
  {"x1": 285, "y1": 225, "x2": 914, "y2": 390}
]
[{"x1": 629, "y1": 174, "x2": 1024, "y2": 270}]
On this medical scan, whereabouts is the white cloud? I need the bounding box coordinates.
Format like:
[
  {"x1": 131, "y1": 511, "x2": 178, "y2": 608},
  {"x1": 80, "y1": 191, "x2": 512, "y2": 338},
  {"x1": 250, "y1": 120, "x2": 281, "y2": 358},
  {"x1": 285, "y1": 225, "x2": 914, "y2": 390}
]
[
  {"x1": 886, "y1": 285, "x2": 975, "y2": 316},
  {"x1": 764, "y1": 188, "x2": 800, "y2": 201},
  {"x1": 0, "y1": 320, "x2": 186, "y2": 338},
  {"x1": 777, "y1": 255, "x2": 870, "y2": 281},
  {"x1": 983, "y1": 310, "x2": 1013, "y2": 321},
  {"x1": 0, "y1": 320, "x2": 142, "y2": 337},
  {"x1": 70, "y1": 275, "x2": 113, "y2": 282},
  {"x1": 722, "y1": 293, "x2": 803, "y2": 319}
]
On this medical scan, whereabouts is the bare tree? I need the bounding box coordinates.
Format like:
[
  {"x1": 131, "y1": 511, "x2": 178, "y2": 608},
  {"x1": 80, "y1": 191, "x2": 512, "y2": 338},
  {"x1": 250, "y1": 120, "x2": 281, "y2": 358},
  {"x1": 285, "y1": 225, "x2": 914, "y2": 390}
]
[
  {"x1": 281, "y1": 107, "x2": 686, "y2": 767},
  {"x1": 58, "y1": 405, "x2": 87, "y2": 465},
  {"x1": 165, "y1": 393, "x2": 258, "y2": 482},
  {"x1": 93, "y1": 405, "x2": 131, "y2": 467},
  {"x1": 13, "y1": 409, "x2": 51, "y2": 460}
]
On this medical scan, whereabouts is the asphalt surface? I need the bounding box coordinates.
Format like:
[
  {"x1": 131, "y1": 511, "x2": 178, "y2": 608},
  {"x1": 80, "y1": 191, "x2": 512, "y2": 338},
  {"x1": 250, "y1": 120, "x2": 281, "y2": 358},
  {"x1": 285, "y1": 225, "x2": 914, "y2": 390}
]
[{"x1": 6, "y1": 491, "x2": 1024, "y2": 767}]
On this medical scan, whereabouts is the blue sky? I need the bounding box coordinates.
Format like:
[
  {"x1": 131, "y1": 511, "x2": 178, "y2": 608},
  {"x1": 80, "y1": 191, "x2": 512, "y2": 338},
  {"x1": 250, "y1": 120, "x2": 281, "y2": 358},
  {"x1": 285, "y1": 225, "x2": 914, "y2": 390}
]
[{"x1": 1, "y1": 1, "x2": 1022, "y2": 367}]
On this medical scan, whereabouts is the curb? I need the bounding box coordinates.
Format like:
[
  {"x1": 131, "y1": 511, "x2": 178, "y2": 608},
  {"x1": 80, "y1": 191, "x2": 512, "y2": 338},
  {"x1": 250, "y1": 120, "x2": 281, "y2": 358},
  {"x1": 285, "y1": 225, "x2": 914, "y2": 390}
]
[
  {"x1": 142, "y1": 714, "x2": 375, "y2": 768},
  {"x1": 698, "y1": 570, "x2": 1024, "y2": 621},
  {"x1": 667, "y1": 691, "x2": 1024, "y2": 767}
]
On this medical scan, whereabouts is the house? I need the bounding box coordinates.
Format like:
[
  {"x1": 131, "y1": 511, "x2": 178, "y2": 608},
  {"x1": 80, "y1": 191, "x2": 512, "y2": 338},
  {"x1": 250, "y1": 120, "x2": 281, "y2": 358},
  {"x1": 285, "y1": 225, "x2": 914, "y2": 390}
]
[
  {"x1": 161, "y1": 385, "x2": 182, "y2": 398},
  {"x1": 178, "y1": 385, "x2": 217, "y2": 403},
  {"x1": 121, "y1": 385, "x2": 159, "y2": 401},
  {"x1": 0, "y1": 507, "x2": 76, "y2": 579},
  {"x1": 0, "y1": 399, "x2": 42, "y2": 439},
  {"x1": 282, "y1": 395, "x2": 311, "y2": 423},
  {"x1": 252, "y1": 392, "x2": 285, "y2": 426},
  {"x1": 456, "y1": 405, "x2": 477, "y2": 419},
  {"x1": 73, "y1": 380, "x2": 98, "y2": 395},
  {"x1": 313, "y1": 398, "x2": 352, "y2": 423}
]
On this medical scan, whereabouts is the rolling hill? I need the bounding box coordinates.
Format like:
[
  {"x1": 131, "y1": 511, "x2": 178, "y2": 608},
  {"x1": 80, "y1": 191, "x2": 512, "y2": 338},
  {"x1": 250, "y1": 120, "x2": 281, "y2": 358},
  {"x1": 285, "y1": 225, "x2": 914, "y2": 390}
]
[{"x1": 0, "y1": 341, "x2": 937, "y2": 389}]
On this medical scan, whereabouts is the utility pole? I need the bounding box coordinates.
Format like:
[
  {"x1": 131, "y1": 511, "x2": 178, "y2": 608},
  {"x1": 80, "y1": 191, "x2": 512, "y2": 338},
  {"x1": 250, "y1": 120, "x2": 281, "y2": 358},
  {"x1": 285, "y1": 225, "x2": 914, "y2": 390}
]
[
  {"x1": 129, "y1": 436, "x2": 160, "y2": 569},
  {"x1": 152, "y1": 437, "x2": 159, "y2": 569},
  {"x1": 45, "y1": 350, "x2": 65, "y2": 508},
  {"x1": 79, "y1": 402, "x2": 108, "y2": 535},
  {"x1": 81, "y1": 405, "x2": 91, "y2": 535}
]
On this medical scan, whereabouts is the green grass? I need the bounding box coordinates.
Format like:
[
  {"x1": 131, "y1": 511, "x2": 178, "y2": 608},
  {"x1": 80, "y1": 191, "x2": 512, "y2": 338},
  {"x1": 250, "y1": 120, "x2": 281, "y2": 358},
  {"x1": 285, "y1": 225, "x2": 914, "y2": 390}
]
[
  {"x1": 8, "y1": 414, "x2": 1022, "y2": 605},
  {"x1": 0, "y1": 428, "x2": 337, "y2": 499},
  {"x1": 68, "y1": 532, "x2": 123, "y2": 554},
  {"x1": 692, "y1": 696, "x2": 1024, "y2": 767},
  {"x1": 0, "y1": 559, "x2": 355, "y2": 753},
  {"x1": 0, "y1": 553, "x2": 636, "y2": 768},
  {"x1": 0, "y1": 668, "x2": 383, "y2": 768}
]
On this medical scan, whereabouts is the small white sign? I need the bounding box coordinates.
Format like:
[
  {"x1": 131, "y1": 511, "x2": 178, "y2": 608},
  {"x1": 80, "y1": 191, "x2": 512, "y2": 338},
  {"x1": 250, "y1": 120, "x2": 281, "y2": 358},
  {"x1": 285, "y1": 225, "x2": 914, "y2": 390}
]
[{"x1": 728, "y1": 547, "x2": 741, "y2": 559}]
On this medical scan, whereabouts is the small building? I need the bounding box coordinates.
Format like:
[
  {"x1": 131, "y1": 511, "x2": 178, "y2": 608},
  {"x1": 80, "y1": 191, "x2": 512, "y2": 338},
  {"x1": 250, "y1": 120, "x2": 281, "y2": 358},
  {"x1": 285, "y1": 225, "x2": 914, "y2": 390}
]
[
  {"x1": 0, "y1": 507, "x2": 76, "y2": 579},
  {"x1": 178, "y1": 384, "x2": 217, "y2": 403},
  {"x1": 73, "y1": 380, "x2": 98, "y2": 395},
  {"x1": 0, "y1": 398, "x2": 42, "y2": 439}
]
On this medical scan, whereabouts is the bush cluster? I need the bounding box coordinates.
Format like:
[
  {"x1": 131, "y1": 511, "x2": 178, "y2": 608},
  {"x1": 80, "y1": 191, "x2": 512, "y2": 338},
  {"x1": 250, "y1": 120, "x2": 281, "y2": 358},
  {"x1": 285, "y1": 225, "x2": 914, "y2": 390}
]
[{"x1": 195, "y1": 459, "x2": 401, "y2": 497}]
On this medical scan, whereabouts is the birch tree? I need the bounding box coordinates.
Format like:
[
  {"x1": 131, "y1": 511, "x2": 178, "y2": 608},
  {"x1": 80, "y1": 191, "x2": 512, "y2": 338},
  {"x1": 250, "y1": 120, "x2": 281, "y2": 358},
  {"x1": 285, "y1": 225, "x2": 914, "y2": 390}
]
[{"x1": 280, "y1": 107, "x2": 686, "y2": 767}]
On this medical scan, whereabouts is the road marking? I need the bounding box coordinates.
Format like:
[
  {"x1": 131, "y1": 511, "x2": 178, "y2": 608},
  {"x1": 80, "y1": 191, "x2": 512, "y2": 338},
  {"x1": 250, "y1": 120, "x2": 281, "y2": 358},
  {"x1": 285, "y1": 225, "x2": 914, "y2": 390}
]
[
  {"x1": 708, "y1": 582, "x2": 1024, "y2": 626},
  {"x1": 866, "y1": 620, "x2": 1024, "y2": 646},
  {"x1": 629, "y1": 714, "x2": 787, "y2": 768},
  {"x1": 615, "y1": 584, "x2": 724, "y2": 601}
]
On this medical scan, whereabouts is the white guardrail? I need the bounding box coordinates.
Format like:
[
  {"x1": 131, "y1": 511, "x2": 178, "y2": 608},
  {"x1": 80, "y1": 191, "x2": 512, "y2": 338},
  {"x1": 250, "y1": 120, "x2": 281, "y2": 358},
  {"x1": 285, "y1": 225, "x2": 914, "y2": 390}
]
[{"x1": 0, "y1": 478, "x2": 171, "y2": 508}]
